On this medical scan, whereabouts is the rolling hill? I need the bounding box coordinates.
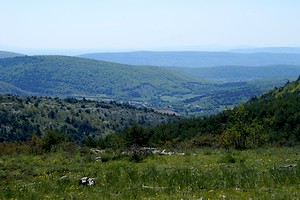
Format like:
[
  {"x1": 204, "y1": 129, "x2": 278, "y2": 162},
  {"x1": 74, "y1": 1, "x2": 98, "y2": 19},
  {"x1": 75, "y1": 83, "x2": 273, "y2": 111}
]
[
  {"x1": 0, "y1": 94, "x2": 178, "y2": 142},
  {"x1": 0, "y1": 81, "x2": 33, "y2": 96},
  {"x1": 171, "y1": 65, "x2": 300, "y2": 82},
  {"x1": 0, "y1": 55, "x2": 296, "y2": 116},
  {"x1": 0, "y1": 51, "x2": 24, "y2": 59},
  {"x1": 0, "y1": 55, "x2": 192, "y2": 98},
  {"x1": 79, "y1": 51, "x2": 300, "y2": 68}
]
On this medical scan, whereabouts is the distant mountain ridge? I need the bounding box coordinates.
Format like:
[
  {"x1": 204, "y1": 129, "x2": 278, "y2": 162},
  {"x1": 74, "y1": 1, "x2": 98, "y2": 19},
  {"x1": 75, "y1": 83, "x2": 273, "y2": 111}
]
[
  {"x1": 171, "y1": 65, "x2": 300, "y2": 82},
  {"x1": 78, "y1": 51, "x2": 300, "y2": 68},
  {"x1": 230, "y1": 47, "x2": 300, "y2": 54},
  {"x1": 0, "y1": 51, "x2": 24, "y2": 59}
]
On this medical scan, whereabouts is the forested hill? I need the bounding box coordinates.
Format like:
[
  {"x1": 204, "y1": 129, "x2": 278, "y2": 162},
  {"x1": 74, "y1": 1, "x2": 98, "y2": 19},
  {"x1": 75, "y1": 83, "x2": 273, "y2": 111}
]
[
  {"x1": 104, "y1": 76, "x2": 300, "y2": 149},
  {"x1": 0, "y1": 55, "x2": 282, "y2": 116},
  {"x1": 0, "y1": 81, "x2": 33, "y2": 96},
  {"x1": 0, "y1": 55, "x2": 192, "y2": 98},
  {"x1": 171, "y1": 65, "x2": 300, "y2": 82},
  {"x1": 0, "y1": 51, "x2": 24, "y2": 59},
  {"x1": 79, "y1": 51, "x2": 300, "y2": 68},
  {"x1": 0, "y1": 95, "x2": 178, "y2": 143},
  {"x1": 1, "y1": 55, "x2": 298, "y2": 116}
]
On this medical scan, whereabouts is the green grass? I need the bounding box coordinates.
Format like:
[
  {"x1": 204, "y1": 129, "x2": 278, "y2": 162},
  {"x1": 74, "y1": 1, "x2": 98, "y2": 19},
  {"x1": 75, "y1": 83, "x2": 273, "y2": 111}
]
[{"x1": 1, "y1": 147, "x2": 300, "y2": 199}]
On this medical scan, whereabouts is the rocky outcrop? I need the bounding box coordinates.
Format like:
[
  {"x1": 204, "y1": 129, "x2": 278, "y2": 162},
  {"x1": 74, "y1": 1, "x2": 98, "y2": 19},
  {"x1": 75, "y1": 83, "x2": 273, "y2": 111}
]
[{"x1": 79, "y1": 177, "x2": 96, "y2": 186}]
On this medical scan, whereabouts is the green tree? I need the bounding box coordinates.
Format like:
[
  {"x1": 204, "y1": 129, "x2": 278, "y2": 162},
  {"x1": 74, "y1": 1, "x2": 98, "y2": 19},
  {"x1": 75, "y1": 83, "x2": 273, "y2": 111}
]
[
  {"x1": 42, "y1": 130, "x2": 67, "y2": 152},
  {"x1": 28, "y1": 134, "x2": 43, "y2": 154},
  {"x1": 221, "y1": 105, "x2": 267, "y2": 149},
  {"x1": 124, "y1": 125, "x2": 150, "y2": 147}
]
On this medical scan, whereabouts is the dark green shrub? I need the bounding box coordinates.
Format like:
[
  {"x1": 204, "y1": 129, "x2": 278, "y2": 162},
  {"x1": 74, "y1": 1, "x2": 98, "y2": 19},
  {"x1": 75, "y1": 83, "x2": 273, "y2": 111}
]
[
  {"x1": 42, "y1": 130, "x2": 67, "y2": 152},
  {"x1": 219, "y1": 153, "x2": 246, "y2": 164}
]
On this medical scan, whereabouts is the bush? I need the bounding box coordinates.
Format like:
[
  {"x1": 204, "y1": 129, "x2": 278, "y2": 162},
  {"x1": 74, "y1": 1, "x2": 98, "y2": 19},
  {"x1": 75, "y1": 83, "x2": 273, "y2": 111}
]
[
  {"x1": 62, "y1": 142, "x2": 79, "y2": 153},
  {"x1": 219, "y1": 153, "x2": 246, "y2": 164},
  {"x1": 42, "y1": 130, "x2": 67, "y2": 152}
]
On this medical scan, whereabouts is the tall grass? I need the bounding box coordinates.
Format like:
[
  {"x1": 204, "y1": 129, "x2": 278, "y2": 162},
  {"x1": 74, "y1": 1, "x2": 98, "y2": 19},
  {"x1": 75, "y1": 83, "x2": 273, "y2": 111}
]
[{"x1": 1, "y1": 147, "x2": 300, "y2": 199}]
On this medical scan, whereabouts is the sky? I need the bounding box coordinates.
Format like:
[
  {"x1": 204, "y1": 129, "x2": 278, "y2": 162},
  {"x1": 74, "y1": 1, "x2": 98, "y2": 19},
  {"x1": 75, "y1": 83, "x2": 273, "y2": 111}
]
[{"x1": 1, "y1": 0, "x2": 300, "y2": 55}]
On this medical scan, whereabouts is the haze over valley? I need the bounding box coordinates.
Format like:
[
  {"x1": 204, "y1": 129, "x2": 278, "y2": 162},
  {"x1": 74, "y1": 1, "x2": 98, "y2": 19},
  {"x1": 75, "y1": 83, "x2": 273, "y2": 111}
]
[{"x1": 2, "y1": 1, "x2": 300, "y2": 199}]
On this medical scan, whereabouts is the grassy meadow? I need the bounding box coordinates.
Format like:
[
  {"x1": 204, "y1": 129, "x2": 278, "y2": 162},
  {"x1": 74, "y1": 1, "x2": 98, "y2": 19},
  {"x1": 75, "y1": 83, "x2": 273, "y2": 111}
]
[{"x1": 1, "y1": 146, "x2": 300, "y2": 199}]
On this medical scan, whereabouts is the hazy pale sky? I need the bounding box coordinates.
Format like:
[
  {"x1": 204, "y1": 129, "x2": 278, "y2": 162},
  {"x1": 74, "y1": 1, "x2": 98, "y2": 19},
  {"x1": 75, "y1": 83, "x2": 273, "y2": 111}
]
[{"x1": 1, "y1": 0, "x2": 300, "y2": 54}]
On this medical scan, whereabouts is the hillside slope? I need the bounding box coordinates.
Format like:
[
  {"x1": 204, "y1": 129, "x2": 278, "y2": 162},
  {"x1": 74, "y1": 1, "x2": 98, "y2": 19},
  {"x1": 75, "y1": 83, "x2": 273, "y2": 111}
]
[
  {"x1": 0, "y1": 95, "x2": 177, "y2": 142},
  {"x1": 0, "y1": 81, "x2": 34, "y2": 96},
  {"x1": 79, "y1": 51, "x2": 300, "y2": 68},
  {"x1": 105, "y1": 77, "x2": 300, "y2": 149},
  {"x1": 171, "y1": 65, "x2": 300, "y2": 82},
  {"x1": 0, "y1": 51, "x2": 24, "y2": 59},
  {"x1": 0, "y1": 55, "x2": 192, "y2": 99}
]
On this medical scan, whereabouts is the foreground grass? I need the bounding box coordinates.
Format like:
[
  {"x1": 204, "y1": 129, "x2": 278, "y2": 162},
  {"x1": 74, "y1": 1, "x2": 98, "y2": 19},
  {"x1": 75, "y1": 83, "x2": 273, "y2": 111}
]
[{"x1": 1, "y1": 147, "x2": 300, "y2": 199}]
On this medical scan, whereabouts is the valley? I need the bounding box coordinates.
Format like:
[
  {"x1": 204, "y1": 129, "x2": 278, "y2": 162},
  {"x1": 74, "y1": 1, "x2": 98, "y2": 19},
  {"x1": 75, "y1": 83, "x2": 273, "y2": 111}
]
[
  {"x1": 0, "y1": 54, "x2": 298, "y2": 116},
  {"x1": 2, "y1": 1, "x2": 300, "y2": 199},
  {"x1": 1, "y1": 48, "x2": 300, "y2": 199}
]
